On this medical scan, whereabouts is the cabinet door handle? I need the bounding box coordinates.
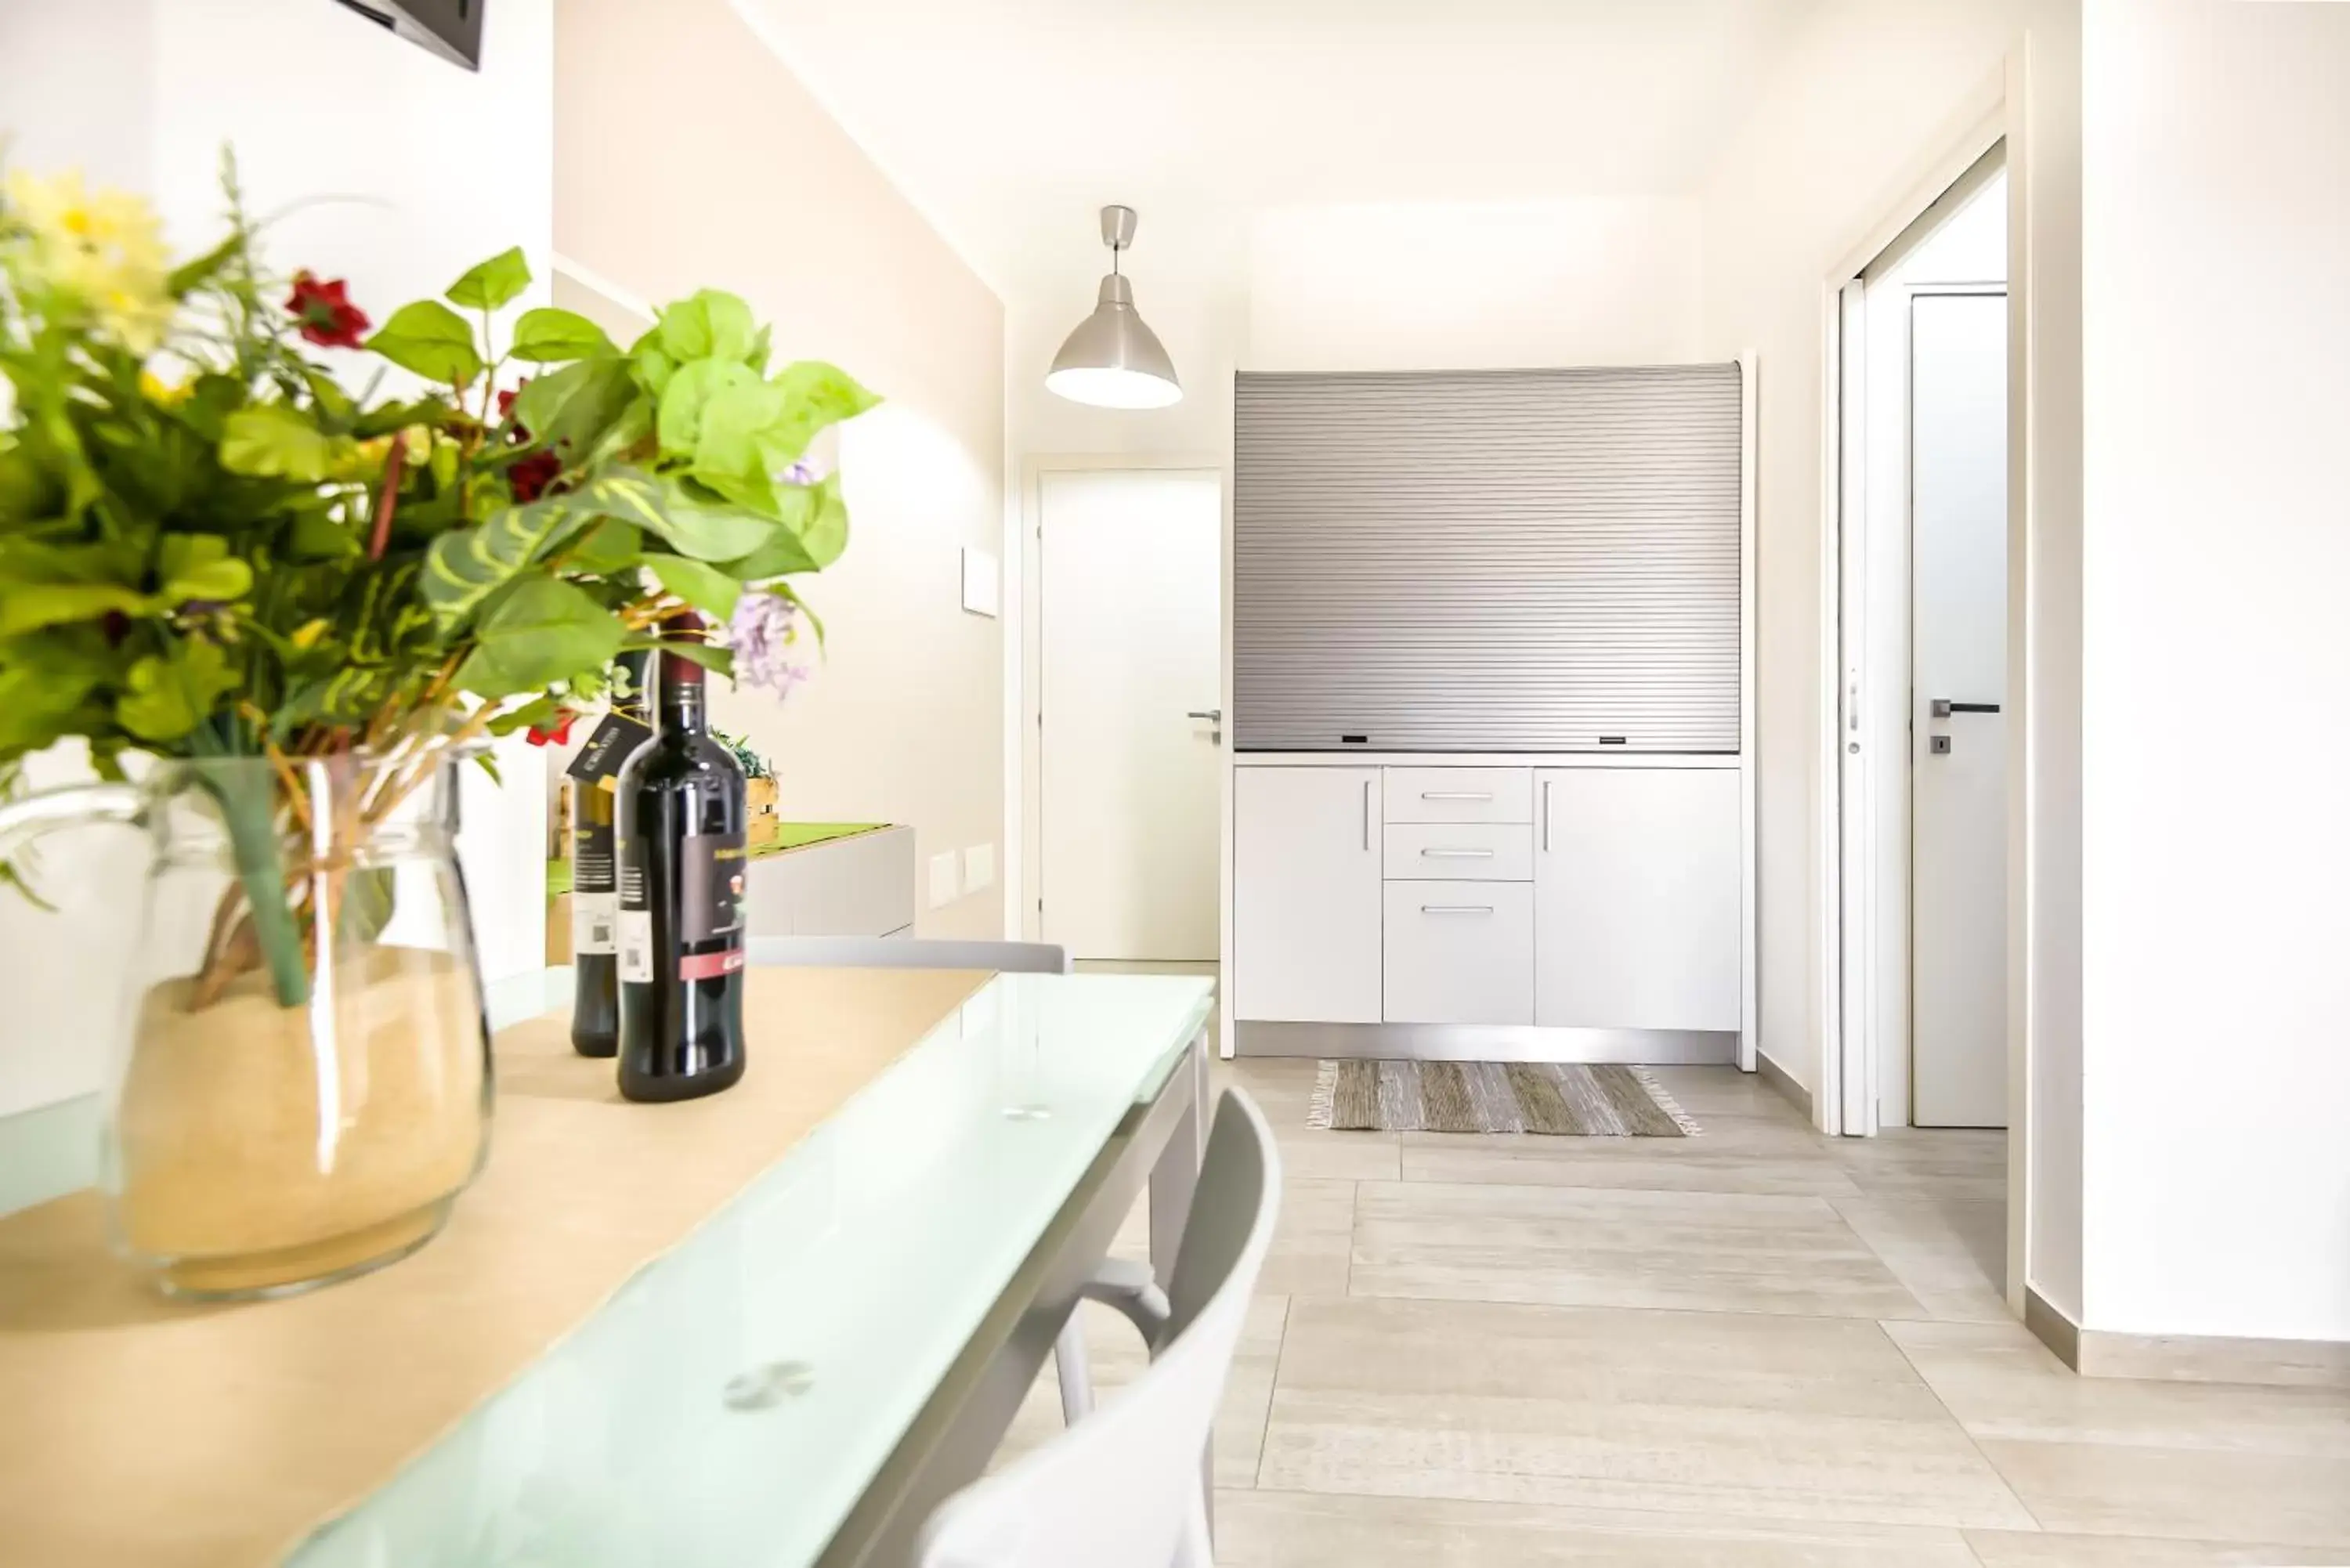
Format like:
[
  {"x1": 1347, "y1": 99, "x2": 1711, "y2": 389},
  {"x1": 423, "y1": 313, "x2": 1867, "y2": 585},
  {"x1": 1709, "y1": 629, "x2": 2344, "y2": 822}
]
[
  {"x1": 1420, "y1": 847, "x2": 1495, "y2": 858},
  {"x1": 1541, "y1": 779, "x2": 1551, "y2": 852},
  {"x1": 1420, "y1": 791, "x2": 1493, "y2": 802},
  {"x1": 1420, "y1": 905, "x2": 1495, "y2": 916},
  {"x1": 1362, "y1": 779, "x2": 1372, "y2": 851}
]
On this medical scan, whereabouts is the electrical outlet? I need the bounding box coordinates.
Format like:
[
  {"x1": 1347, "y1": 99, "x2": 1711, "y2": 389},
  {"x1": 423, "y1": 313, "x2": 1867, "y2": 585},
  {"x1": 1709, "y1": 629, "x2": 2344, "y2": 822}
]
[
  {"x1": 927, "y1": 851, "x2": 960, "y2": 910},
  {"x1": 963, "y1": 843, "x2": 995, "y2": 894}
]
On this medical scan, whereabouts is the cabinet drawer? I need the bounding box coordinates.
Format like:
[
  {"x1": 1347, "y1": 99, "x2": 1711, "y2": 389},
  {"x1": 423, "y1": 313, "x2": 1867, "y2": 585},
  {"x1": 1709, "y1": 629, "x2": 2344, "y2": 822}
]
[
  {"x1": 1383, "y1": 823, "x2": 1534, "y2": 882},
  {"x1": 1383, "y1": 767, "x2": 1533, "y2": 825},
  {"x1": 1383, "y1": 881, "x2": 1535, "y2": 1025}
]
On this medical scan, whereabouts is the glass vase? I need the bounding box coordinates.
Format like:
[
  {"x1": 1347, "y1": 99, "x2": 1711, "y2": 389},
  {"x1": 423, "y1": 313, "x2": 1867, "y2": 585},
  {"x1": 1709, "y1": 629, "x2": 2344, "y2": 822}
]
[{"x1": 0, "y1": 748, "x2": 493, "y2": 1299}]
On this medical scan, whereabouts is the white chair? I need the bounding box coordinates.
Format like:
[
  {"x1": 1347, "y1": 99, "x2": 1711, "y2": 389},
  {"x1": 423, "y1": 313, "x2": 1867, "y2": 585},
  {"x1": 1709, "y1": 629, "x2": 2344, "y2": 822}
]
[
  {"x1": 920, "y1": 1089, "x2": 1282, "y2": 1568},
  {"x1": 747, "y1": 936, "x2": 1072, "y2": 974}
]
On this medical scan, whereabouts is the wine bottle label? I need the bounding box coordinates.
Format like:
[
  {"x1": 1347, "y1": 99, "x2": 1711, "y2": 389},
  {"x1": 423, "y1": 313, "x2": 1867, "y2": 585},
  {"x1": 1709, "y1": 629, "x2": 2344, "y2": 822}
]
[
  {"x1": 616, "y1": 909, "x2": 653, "y2": 983},
  {"x1": 678, "y1": 832, "x2": 747, "y2": 981},
  {"x1": 573, "y1": 894, "x2": 617, "y2": 956},
  {"x1": 573, "y1": 816, "x2": 616, "y2": 894},
  {"x1": 678, "y1": 833, "x2": 748, "y2": 939},
  {"x1": 565, "y1": 711, "x2": 654, "y2": 786}
]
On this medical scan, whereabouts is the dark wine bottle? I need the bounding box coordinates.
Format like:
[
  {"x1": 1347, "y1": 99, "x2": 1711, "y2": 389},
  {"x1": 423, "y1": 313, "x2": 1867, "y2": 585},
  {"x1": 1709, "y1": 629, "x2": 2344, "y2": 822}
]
[
  {"x1": 616, "y1": 634, "x2": 748, "y2": 1101},
  {"x1": 569, "y1": 650, "x2": 652, "y2": 1057}
]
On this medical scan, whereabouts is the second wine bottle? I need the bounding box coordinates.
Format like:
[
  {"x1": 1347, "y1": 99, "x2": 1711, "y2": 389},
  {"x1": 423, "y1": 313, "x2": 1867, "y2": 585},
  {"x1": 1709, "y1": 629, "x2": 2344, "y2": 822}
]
[{"x1": 616, "y1": 631, "x2": 749, "y2": 1100}]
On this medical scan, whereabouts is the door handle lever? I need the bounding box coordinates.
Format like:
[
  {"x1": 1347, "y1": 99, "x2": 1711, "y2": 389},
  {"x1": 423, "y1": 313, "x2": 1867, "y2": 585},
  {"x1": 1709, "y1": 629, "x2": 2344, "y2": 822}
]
[
  {"x1": 1929, "y1": 699, "x2": 2001, "y2": 717},
  {"x1": 1186, "y1": 709, "x2": 1223, "y2": 721}
]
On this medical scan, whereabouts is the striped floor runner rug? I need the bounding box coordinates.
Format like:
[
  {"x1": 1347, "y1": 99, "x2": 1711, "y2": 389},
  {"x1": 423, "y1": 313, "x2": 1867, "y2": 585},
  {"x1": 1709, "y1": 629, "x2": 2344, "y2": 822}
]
[{"x1": 1309, "y1": 1060, "x2": 1699, "y2": 1137}]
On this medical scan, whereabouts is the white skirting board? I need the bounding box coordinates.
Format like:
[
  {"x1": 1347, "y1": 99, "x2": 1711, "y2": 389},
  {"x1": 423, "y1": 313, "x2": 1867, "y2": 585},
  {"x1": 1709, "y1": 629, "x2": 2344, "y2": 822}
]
[{"x1": 1235, "y1": 1021, "x2": 1738, "y2": 1065}]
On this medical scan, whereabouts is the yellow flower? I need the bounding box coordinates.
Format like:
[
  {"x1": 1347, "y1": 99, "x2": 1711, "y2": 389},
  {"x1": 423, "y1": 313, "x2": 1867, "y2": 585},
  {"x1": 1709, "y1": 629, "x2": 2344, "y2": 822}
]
[
  {"x1": 4, "y1": 168, "x2": 175, "y2": 354},
  {"x1": 139, "y1": 370, "x2": 193, "y2": 407}
]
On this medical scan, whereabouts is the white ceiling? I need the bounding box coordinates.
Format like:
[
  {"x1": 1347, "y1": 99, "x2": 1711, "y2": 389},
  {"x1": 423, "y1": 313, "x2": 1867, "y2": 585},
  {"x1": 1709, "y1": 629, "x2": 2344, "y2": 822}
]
[{"x1": 740, "y1": 0, "x2": 1817, "y2": 288}]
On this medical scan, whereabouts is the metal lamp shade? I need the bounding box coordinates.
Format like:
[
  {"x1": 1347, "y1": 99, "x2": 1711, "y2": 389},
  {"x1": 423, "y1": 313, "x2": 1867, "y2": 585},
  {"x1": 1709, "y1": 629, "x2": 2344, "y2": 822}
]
[{"x1": 1047, "y1": 273, "x2": 1182, "y2": 410}]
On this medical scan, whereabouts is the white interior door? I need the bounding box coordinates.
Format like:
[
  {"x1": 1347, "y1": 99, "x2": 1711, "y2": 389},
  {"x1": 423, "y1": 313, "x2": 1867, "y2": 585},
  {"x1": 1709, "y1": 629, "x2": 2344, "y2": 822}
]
[
  {"x1": 1039, "y1": 469, "x2": 1223, "y2": 960},
  {"x1": 1911, "y1": 292, "x2": 2008, "y2": 1128}
]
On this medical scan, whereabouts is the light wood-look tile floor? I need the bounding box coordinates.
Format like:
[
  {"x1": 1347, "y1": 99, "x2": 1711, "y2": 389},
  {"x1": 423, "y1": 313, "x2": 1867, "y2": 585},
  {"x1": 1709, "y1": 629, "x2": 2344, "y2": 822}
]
[{"x1": 1002, "y1": 1049, "x2": 2350, "y2": 1564}]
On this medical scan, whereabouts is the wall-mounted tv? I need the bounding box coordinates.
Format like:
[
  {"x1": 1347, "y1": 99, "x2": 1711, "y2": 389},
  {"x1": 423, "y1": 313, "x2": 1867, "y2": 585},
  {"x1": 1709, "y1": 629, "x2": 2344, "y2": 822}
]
[{"x1": 331, "y1": 0, "x2": 484, "y2": 71}]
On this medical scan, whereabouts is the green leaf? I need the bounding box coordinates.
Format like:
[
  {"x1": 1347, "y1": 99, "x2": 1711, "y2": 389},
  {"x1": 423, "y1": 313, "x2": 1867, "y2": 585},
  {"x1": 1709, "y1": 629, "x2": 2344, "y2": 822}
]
[
  {"x1": 420, "y1": 489, "x2": 599, "y2": 630},
  {"x1": 0, "y1": 443, "x2": 60, "y2": 527},
  {"x1": 797, "y1": 471, "x2": 850, "y2": 570},
  {"x1": 0, "y1": 583, "x2": 152, "y2": 637},
  {"x1": 569, "y1": 518, "x2": 642, "y2": 573},
  {"x1": 510, "y1": 307, "x2": 616, "y2": 363},
  {"x1": 656, "y1": 290, "x2": 757, "y2": 364},
  {"x1": 165, "y1": 233, "x2": 241, "y2": 298},
  {"x1": 620, "y1": 476, "x2": 778, "y2": 563},
  {"x1": 445, "y1": 247, "x2": 532, "y2": 312},
  {"x1": 718, "y1": 472, "x2": 848, "y2": 580},
  {"x1": 642, "y1": 554, "x2": 743, "y2": 620},
  {"x1": 349, "y1": 396, "x2": 455, "y2": 439},
  {"x1": 656, "y1": 358, "x2": 758, "y2": 457},
  {"x1": 157, "y1": 536, "x2": 252, "y2": 604},
  {"x1": 512, "y1": 357, "x2": 637, "y2": 457},
  {"x1": 629, "y1": 328, "x2": 675, "y2": 397},
  {"x1": 631, "y1": 636, "x2": 734, "y2": 680},
  {"x1": 690, "y1": 380, "x2": 786, "y2": 485},
  {"x1": 219, "y1": 404, "x2": 340, "y2": 482},
  {"x1": 455, "y1": 578, "x2": 627, "y2": 700},
  {"x1": 284, "y1": 510, "x2": 364, "y2": 562},
  {"x1": 763, "y1": 360, "x2": 881, "y2": 461},
  {"x1": 116, "y1": 639, "x2": 236, "y2": 742},
  {"x1": 365, "y1": 300, "x2": 486, "y2": 388}
]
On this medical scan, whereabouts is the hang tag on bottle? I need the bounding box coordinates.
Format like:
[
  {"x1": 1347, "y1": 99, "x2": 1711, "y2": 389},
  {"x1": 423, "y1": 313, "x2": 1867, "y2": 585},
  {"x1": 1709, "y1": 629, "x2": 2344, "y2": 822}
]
[{"x1": 566, "y1": 712, "x2": 654, "y2": 787}]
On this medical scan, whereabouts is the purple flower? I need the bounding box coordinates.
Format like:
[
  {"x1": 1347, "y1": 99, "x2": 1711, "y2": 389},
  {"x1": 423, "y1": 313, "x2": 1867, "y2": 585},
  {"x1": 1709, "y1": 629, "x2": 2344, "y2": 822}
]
[
  {"x1": 726, "y1": 587, "x2": 812, "y2": 699},
  {"x1": 783, "y1": 459, "x2": 819, "y2": 486}
]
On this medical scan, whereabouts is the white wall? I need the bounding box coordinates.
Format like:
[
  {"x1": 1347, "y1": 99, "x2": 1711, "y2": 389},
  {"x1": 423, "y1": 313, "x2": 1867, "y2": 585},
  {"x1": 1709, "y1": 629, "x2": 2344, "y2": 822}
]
[
  {"x1": 1697, "y1": 0, "x2": 2032, "y2": 1098},
  {"x1": 1247, "y1": 198, "x2": 1705, "y2": 372},
  {"x1": 0, "y1": 0, "x2": 554, "y2": 1119},
  {"x1": 2077, "y1": 0, "x2": 2350, "y2": 1342},
  {"x1": 559, "y1": 0, "x2": 1007, "y2": 941}
]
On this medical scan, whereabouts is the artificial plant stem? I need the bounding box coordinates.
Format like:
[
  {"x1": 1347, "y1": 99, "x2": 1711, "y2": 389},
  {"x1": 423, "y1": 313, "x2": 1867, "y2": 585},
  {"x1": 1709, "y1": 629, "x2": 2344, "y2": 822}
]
[{"x1": 214, "y1": 769, "x2": 310, "y2": 1010}]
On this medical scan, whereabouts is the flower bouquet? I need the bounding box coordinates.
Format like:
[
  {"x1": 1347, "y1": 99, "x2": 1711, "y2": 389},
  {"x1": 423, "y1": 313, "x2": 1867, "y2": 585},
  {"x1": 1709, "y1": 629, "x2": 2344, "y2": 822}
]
[{"x1": 0, "y1": 157, "x2": 872, "y2": 1295}]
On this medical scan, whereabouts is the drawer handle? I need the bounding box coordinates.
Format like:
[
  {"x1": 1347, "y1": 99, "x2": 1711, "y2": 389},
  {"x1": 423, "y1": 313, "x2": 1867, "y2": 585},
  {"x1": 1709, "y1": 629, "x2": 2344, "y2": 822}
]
[
  {"x1": 1420, "y1": 791, "x2": 1494, "y2": 802},
  {"x1": 1419, "y1": 848, "x2": 1495, "y2": 858},
  {"x1": 1420, "y1": 905, "x2": 1495, "y2": 916}
]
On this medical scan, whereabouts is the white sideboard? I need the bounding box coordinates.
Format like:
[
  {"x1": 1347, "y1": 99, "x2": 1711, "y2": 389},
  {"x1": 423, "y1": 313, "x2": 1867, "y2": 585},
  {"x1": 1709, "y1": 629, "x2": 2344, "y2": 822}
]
[{"x1": 1231, "y1": 757, "x2": 1746, "y2": 1063}]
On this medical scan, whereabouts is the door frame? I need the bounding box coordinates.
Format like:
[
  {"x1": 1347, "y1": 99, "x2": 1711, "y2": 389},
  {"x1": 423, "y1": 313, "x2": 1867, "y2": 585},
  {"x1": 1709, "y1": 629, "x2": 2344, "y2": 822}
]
[
  {"x1": 1818, "y1": 63, "x2": 2038, "y2": 1315},
  {"x1": 1016, "y1": 454, "x2": 1230, "y2": 960}
]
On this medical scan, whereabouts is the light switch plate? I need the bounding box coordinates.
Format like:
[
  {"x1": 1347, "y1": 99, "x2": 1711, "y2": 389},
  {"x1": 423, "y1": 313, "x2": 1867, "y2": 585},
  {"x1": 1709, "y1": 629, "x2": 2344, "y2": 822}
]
[
  {"x1": 960, "y1": 547, "x2": 1000, "y2": 618},
  {"x1": 927, "y1": 851, "x2": 960, "y2": 909},
  {"x1": 963, "y1": 843, "x2": 995, "y2": 893}
]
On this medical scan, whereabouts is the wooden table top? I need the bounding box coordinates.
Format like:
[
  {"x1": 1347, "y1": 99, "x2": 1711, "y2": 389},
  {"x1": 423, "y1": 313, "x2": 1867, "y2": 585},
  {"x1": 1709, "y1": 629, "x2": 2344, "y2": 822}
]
[{"x1": 0, "y1": 966, "x2": 984, "y2": 1568}]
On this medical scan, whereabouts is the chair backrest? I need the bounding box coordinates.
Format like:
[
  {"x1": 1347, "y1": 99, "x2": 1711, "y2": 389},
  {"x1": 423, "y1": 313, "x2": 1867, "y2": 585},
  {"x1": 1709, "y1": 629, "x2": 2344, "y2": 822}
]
[
  {"x1": 747, "y1": 937, "x2": 1072, "y2": 974},
  {"x1": 919, "y1": 1089, "x2": 1282, "y2": 1568}
]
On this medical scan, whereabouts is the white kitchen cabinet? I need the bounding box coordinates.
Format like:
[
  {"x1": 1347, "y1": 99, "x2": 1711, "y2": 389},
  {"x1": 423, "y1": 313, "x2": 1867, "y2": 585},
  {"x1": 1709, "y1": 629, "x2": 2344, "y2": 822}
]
[
  {"x1": 1384, "y1": 881, "x2": 1535, "y2": 1024},
  {"x1": 1535, "y1": 767, "x2": 1741, "y2": 1031},
  {"x1": 1234, "y1": 767, "x2": 1383, "y2": 1022}
]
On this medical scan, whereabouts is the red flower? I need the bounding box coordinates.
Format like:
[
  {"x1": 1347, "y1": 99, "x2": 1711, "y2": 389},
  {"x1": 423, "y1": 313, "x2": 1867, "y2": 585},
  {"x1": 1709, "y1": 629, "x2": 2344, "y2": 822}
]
[
  {"x1": 284, "y1": 272, "x2": 371, "y2": 349},
  {"x1": 497, "y1": 382, "x2": 528, "y2": 422},
  {"x1": 509, "y1": 449, "x2": 562, "y2": 503},
  {"x1": 525, "y1": 714, "x2": 577, "y2": 747}
]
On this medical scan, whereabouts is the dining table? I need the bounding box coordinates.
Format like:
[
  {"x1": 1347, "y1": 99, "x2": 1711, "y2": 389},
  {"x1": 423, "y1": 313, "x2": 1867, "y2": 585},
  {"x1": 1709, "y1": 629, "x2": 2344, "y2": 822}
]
[{"x1": 0, "y1": 965, "x2": 1218, "y2": 1567}]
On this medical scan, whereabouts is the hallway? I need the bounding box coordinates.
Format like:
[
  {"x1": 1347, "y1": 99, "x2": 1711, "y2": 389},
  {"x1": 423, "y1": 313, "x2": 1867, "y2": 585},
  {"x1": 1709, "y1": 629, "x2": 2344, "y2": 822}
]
[{"x1": 1015, "y1": 1061, "x2": 2350, "y2": 1563}]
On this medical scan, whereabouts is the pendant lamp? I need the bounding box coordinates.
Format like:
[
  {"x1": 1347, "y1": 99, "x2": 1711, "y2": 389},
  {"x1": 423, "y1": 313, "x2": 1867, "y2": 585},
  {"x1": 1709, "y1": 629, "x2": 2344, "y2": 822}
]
[{"x1": 1047, "y1": 205, "x2": 1181, "y2": 410}]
